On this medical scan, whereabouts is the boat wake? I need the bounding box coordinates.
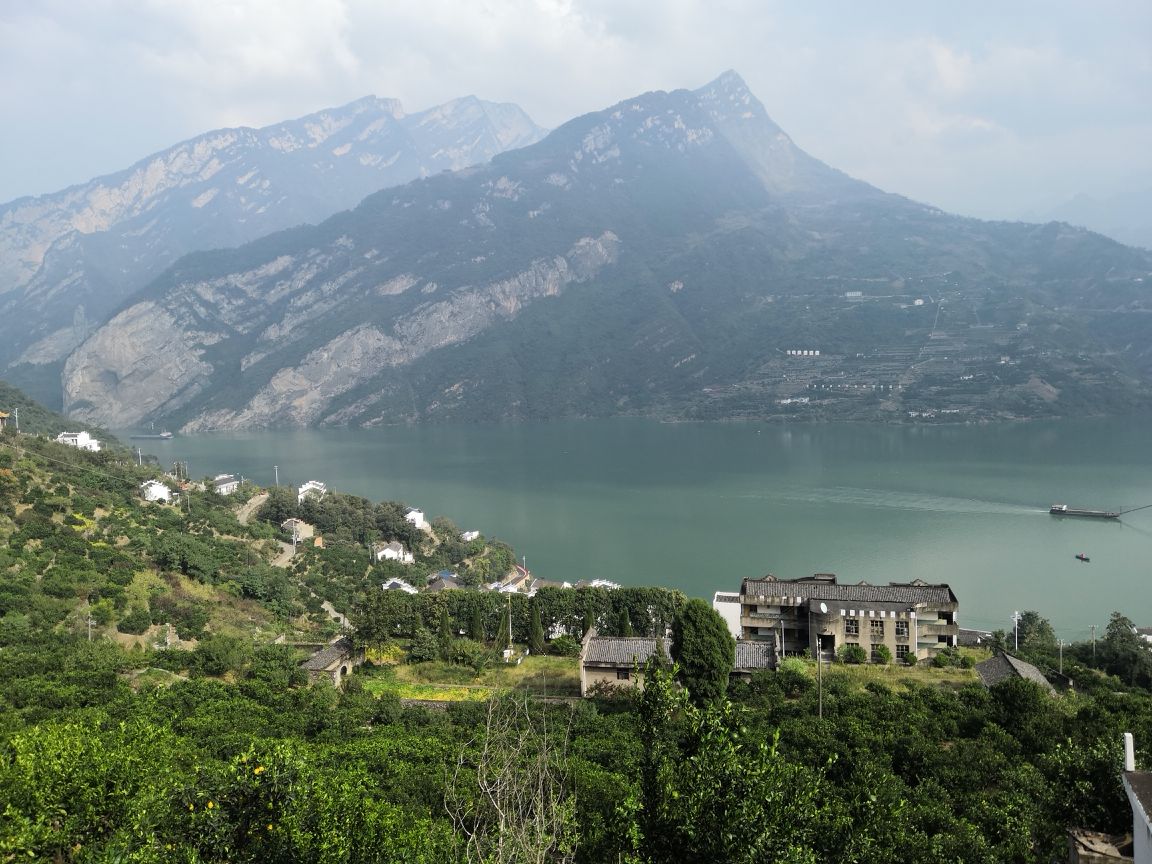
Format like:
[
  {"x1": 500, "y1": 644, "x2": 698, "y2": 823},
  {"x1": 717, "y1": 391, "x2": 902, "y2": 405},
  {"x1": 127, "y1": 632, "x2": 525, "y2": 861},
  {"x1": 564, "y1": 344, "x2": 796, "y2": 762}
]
[{"x1": 735, "y1": 486, "x2": 1037, "y2": 515}]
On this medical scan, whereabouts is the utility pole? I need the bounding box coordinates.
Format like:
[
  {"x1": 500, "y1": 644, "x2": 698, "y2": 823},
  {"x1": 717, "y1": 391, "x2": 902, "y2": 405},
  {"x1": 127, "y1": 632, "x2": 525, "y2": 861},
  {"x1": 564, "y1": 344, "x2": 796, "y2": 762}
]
[
  {"x1": 1012, "y1": 610, "x2": 1021, "y2": 652},
  {"x1": 1059, "y1": 640, "x2": 1064, "y2": 674},
  {"x1": 274, "y1": 465, "x2": 279, "y2": 486},
  {"x1": 12, "y1": 407, "x2": 18, "y2": 431},
  {"x1": 1090, "y1": 624, "x2": 1097, "y2": 661}
]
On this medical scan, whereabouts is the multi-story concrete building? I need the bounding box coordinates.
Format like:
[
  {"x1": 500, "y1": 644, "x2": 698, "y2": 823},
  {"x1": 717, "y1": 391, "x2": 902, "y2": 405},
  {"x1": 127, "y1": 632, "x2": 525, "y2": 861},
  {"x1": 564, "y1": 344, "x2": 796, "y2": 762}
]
[{"x1": 739, "y1": 573, "x2": 959, "y2": 664}]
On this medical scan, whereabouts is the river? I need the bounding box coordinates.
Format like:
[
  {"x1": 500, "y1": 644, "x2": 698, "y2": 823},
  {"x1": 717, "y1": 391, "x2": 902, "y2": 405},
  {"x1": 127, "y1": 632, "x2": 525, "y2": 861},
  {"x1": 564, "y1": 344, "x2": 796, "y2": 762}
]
[{"x1": 134, "y1": 417, "x2": 1152, "y2": 640}]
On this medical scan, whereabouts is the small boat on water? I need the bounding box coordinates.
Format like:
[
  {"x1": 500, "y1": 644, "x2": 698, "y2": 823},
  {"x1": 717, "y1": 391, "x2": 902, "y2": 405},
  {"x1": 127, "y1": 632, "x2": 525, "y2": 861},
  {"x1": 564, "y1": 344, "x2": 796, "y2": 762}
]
[
  {"x1": 130, "y1": 431, "x2": 173, "y2": 440},
  {"x1": 1049, "y1": 504, "x2": 1120, "y2": 519},
  {"x1": 1075, "y1": 553, "x2": 1090, "y2": 563}
]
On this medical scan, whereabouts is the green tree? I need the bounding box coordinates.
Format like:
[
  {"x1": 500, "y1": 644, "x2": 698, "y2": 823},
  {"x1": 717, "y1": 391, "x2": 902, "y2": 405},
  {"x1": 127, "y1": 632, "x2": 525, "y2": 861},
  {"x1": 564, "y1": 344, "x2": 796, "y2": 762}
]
[
  {"x1": 670, "y1": 598, "x2": 735, "y2": 705},
  {"x1": 529, "y1": 601, "x2": 546, "y2": 655},
  {"x1": 470, "y1": 605, "x2": 486, "y2": 643}
]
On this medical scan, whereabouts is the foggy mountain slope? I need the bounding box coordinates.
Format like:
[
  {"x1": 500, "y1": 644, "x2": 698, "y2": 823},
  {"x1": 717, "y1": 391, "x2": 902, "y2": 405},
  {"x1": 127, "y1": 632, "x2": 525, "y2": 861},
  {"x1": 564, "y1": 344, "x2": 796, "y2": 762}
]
[{"x1": 0, "y1": 94, "x2": 546, "y2": 400}]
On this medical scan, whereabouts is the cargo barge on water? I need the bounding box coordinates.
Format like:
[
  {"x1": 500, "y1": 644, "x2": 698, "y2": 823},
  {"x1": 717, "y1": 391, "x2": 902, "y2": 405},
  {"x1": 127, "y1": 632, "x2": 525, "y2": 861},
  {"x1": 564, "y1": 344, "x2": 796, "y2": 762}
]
[{"x1": 1049, "y1": 504, "x2": 1120, "y2": 519}]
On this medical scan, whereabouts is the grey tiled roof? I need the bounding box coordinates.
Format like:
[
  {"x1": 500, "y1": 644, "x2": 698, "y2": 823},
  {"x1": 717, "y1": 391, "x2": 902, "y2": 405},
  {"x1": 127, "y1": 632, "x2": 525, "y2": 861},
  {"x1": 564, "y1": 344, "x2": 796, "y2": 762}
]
[
  {"x1": 742, "y1": 577, "x2": 956, "y2": 606},
  {"x1": 975, "y1": 653, "x2": 1055, "y2": 692},
  {"x1": 301, "y1": 637, "x2": 355, "y2": 671},
  {"x1": 583, "y1": 637, "x2": 670, "y2": 666},
  {"x1": 734, "y1": 640, "x2": 775, "y2": 670}
]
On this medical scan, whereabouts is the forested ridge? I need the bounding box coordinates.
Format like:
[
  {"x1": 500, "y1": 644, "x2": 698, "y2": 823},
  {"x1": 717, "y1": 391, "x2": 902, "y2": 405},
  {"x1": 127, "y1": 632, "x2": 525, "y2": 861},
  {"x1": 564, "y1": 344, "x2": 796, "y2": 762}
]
[{"x1": 0, "y1": 414, "x2": 1150, "y2": 862}]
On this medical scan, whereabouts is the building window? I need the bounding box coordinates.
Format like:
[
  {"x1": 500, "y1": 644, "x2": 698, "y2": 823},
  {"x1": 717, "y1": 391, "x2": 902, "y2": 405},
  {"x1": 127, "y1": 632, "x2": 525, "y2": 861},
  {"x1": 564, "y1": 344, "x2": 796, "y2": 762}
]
[
  {"x1": 870, "y1": 644, "x2": 885, "y2": 662},
  {"x1": 870, "y1": 619, "x2": 884, "y2": 637},
  {"x1": 895, "y1": 645, "x2": 910, "y2": 660},
  {"x1": 616, "y1": 669, "x2": 630, "y2": 681},
  {"x1": 895, "y1": 620, "x2": 909, "y2": 638},
  {"x1": 845, "y1": 618, "x2": 859, "y2": 636}
]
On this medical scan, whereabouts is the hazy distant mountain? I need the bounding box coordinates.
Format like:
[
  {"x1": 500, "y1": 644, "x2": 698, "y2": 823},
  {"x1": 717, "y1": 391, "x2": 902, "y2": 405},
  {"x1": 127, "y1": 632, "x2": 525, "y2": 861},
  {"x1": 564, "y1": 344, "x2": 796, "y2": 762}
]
[
  {"x1": 0, "y1": 95, "x2": 546, "y2": 397},
  {"x1": 60, "y1": 71, "x2": 1152, "y2": 430},
  {"x1": 1033, "y1": 187, "x2": 1152, "y2": 250}
]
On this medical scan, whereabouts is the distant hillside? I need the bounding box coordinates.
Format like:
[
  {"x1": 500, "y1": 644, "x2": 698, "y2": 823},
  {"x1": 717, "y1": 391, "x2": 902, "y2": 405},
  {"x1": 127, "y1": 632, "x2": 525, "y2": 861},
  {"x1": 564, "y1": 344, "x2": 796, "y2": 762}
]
[
  {"x1": 60, "y1": 71, "x2": 1152, "y2": 430},
  {"x1": 0, "y1": 94, "x2": 546, "y2": 406},
  {"x1": 0, "y1": 379, "x2": 114, "y2": 442}
]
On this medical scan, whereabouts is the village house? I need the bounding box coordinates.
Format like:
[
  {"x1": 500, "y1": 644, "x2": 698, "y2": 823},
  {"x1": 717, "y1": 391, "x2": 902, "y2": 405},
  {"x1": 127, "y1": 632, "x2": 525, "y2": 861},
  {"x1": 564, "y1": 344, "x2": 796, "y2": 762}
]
[
  {"x1": 0, "y1": 410, "x2": 8, "y2": 430},
  {"x1": 460, "y1": 530, "x2": 481, "y2": 542},
  {"x1": 376, "y1": 541, "x2": 414, "y2": 565},
  {"x1": 212, "y1": 473, "x2": 239, "y2": 496},
  {"x1": 381, "y1": 577, "x2": 418, "y2": 594},
  {"x1": 297, "y1": 480, "x2": 327, "y2": 503},
  {"x1": 427, "y1": 570, "x2": 462, "y2": 592},
  {"x1": 731, "y1": 640, "x2": 777, "y2": 680},
  {"x1": 299, "y1": 637, "x2": 362, "y2": 687},
  {"x1": 281, "y1": 518, "x2": 314, "y2": 541},
  {"x1": 55, "y1": 430, "x2": 101, "y2": 452},
  {"x1": 579, "y1": 630, "x2": 671, "y2": 696},
  {"x1": 139, "y1": 479, "x2": 172, "y2": 503},
  {"x1": 975, "y1": 652, "x2": 1056, "y2": 695},
  {"x1": 405, "y1": 508, "x2": 428, "y2": 530},
  {"x1": 738, "y1": 573, "x2": 959, "y2": 664}
]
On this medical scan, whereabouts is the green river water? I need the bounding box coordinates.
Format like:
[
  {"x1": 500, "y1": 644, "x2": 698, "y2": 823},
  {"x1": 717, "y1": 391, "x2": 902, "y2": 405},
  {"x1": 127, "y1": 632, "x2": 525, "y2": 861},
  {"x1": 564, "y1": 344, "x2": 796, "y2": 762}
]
[{"x1": 138, "y1": 417, "x2": 1152, "y2": 640}]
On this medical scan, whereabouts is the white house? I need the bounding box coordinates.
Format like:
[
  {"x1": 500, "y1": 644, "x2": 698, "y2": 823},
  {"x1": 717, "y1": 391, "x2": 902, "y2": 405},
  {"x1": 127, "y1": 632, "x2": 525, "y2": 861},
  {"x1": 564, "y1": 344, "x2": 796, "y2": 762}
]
[
  {"x1": 381, "y1": 577, "x2": 418, "y2": 594},
  {"x1": 297, "y1": 480, "x2": 327, "y2": 503},
  {"x1": 460, "y1": 530, "x2": 481, "y2": 542},
  {"x1": 56, "y1": 431, "x2": 101, "y2": 452},
  {"x1": 712, "y1": 591, "x2": 743, "y2": 640},
  {"x1": 405, "y1": 508, "x2": 428, "y2": 530},
  {"x1": 140, "y1": 480, "x2": 172, "y2": 503},
  {"x1": 1123, "y1": 733, "x2": 1151, "y2": 864},
  {"x1": 376, "y1": 541, "x2": 414, "y2": 565},
  {"x1": 212, "y1": 474, "x2": 240, "y2": 496}
]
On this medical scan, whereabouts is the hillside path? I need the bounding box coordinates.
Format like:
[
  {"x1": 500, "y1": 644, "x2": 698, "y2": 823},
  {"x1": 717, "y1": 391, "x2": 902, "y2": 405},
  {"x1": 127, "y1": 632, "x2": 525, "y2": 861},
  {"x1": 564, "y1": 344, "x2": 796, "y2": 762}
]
[{"x1": 236, "y1": 493, "x2": 267, "y2": 526}]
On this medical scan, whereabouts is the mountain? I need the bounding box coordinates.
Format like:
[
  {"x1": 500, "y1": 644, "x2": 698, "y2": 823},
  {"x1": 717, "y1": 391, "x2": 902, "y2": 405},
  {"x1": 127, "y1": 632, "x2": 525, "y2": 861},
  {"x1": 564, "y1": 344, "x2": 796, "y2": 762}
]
[
  {"x1": 60, "y1": 71, "x2": 1152, "y2": 430},
  {"x1": 1033, "y1": 186, "x2": 1152, "y2": 251},
  {"x1": 0, "y1": 94, "x2": 546, "y2": 402}
]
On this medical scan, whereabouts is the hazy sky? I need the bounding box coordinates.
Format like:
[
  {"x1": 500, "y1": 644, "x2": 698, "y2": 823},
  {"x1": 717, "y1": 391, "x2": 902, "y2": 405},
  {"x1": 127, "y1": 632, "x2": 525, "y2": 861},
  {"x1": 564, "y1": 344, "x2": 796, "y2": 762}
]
[{"x1": 1, "y1": 0, "x2": 1149, "y2": 220}]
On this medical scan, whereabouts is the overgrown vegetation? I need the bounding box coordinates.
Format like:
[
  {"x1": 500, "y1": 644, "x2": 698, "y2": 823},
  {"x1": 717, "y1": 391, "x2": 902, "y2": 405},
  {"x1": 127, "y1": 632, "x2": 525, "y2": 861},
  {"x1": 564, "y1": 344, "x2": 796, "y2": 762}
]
[{"x1": 1, "y1": 396, "x2": 1150, "y2": 862}]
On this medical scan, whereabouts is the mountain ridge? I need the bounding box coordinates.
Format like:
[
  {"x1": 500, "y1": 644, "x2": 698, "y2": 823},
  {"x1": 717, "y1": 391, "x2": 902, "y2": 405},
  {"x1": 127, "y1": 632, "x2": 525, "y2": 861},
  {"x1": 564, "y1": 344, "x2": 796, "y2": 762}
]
[
  {"x1": 0, "y1": 92, "x2": 548, "y2": 396},
  {"x1": 59, "y1": 72, "x2": 1152, "y2": 429}
]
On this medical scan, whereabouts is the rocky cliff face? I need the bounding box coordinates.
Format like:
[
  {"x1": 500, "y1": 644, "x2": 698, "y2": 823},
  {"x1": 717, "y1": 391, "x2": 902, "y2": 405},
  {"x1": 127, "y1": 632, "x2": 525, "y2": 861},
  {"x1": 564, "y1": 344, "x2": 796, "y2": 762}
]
[
  {"x1": 59, "y1": 72, "x2": 1152, "y2": 429},
  {"x1": 0, "y1": 94, "x2": 546, "y2": 385}
]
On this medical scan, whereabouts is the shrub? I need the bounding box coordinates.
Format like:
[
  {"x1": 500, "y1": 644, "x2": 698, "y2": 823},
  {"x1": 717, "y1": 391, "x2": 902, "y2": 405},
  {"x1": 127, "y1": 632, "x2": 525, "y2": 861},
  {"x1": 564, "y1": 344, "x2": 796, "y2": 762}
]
[
  {"x1": 837, "y1": 644, "x2": 868, "y2": 665},
  {"x1": 872, "y1": 644, "x2": 892, "y2": 665},
  {"x1": 116, "y1": 607, "x2": 153, "y2": 635},
  {"x1": 549, "y1": 635, "x2": 582, "y2": 657}
]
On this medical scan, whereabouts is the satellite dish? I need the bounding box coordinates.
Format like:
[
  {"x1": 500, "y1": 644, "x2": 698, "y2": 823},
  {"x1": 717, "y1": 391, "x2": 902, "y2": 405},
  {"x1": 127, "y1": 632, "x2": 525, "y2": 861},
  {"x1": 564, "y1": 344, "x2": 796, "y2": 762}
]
[{"x1": 818, "y1": 602, "x2": 828, "y2": 614}]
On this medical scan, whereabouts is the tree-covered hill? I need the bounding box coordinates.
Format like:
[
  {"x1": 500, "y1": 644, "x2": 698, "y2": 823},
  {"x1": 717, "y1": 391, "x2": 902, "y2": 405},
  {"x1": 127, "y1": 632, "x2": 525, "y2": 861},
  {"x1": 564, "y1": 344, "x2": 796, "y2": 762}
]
[{"x1": 0, "y1": 378, "x2": 115, "y2": 441}]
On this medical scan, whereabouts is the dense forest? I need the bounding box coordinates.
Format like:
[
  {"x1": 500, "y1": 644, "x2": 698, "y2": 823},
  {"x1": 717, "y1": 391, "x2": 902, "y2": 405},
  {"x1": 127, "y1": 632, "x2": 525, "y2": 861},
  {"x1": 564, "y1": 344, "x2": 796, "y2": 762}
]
[{"x1": 0, "y1": 399, "x2": 1150, "y2": 863}]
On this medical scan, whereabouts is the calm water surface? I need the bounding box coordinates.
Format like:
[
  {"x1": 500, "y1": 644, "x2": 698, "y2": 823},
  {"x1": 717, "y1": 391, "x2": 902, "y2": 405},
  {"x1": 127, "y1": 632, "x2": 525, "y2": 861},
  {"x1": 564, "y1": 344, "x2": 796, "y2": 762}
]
[{"x1": 140, "y1": 418, "x2": 1152, "y2": 639}]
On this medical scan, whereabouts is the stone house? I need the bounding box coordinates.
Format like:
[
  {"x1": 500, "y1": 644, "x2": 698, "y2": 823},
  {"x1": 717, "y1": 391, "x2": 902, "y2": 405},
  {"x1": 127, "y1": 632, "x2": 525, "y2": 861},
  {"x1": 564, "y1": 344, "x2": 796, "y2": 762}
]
[
  {"x1": 731, "y1": 639, "x2": 777, "y2": 680},
  {"x1": 738, "y1": 573, "x2": 959, "y2": 664},
  {"x1": 300, "y1": 637, "x2": 362, "y2": 687},
  {"x1": 579, "y1": 630, "x2": 671, "y2": 696},
  {"x1": 281, "y1": 518, "x2": 314, "y2": 541},
  {"x1": 975, "y1": 652, "x2": 1056, "y2": 694}
]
